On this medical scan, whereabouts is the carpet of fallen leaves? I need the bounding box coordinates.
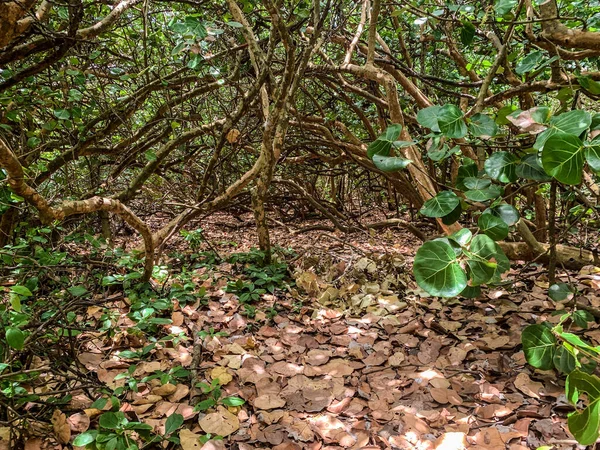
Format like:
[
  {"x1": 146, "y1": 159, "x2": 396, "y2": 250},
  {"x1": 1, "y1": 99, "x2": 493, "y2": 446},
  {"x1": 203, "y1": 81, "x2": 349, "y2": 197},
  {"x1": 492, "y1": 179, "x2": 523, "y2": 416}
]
[{"x1": 10, "y1": 213, "x2": 600, "y2": 450}]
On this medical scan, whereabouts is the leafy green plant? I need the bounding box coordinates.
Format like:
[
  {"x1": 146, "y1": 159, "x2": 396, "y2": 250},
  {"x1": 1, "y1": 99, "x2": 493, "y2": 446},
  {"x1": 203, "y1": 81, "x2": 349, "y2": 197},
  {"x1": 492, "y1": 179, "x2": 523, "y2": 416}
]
[
  {"x1": 72, "y1": 411, "x2": 154, "y2": 449},
  {"x1": 522, "y1": 298, "x2": 600, "y2": 445},
  {"x1": 193, "y1": 378, "x2": 245, "y2": 412},
  {"x1": 225, "y1": 279, "x2": 266, "y2": 303}
]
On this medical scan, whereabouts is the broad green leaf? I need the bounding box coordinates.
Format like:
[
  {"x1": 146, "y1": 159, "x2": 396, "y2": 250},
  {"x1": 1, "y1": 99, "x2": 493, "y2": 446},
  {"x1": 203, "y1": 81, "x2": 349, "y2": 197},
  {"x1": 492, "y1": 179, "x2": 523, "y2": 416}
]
[
  {"x1": 469, "y1": 234, "x2": 509, "y2": 282},
  {"x1": 548, "y1": 282, "x2": 572, "y2": 301},
  {"x1": 11, "y1": 285, "x2": 32, "y2": 297},
  {"x1": 464, "y1": 185, "x2": 503, "y2": 201},
  {"x1": 560, "y1": 333, "x2": 599, "y2": 353},
  {"x1": 441, "y1": 204, "x2": 462, "y2": 225},
  {"x1": 221, "y1": 396, "x2": 246, "y2": 406},
  {"x1": 566, "y1": 371, "x2": 600, "y2": 445},
  {"x1": 516, "y1": 154, "x2": 551, "y2": 181},
  {"x1": 68, "y1": 286, "x2": 88, "y2": 297},
  {"x1": 478, "y1": 213, "x2": 509, "y2": 241},
  {"x1": 455, "y1": 162, "x2": 478, "y2": 191},
  {"x1": 566, "y1": 370, "x2": 600, "y2": 404},
  {"x1": 53, "y1": 109, "x2": 71, "y2": 120},
  {"x1": 372, "y1": 154, "x2": 412, "y2": 172},
  {"x1": 488, "y1": 204, "x2": 520, "y2": 226},
  {"x1": 535, "y1": 110, "x2": 591, "y2": 150},
  {"x1": 554, "y1": 345, "x2": 577, "y2": 374},
  {"x1": 6, "y1": 327, "x2": 25, "y2": 350},
  {"x1": 484, "y1": 152, "x2": 517, "y2": 183},
  {"x1": 73, "y1": 431, "x2": 98, "y2": 446},
  {"x1": 449, "y1": 228, "x2": 472, "y2": 246},
  {"x1": 420, "y1": 191, "x2": 460, "y2": 217},
  {"x1": 463, "y1": 177, "x2": 491, "y2": 190},
  {"x1": 495, "y1": 0, "x2": 517, "y2": 16},
  {"x1": 367, "y1": 124, "x2": 403, "y2": 158},
  {"x1": 468, "y1": 234, "x2": 502, "y2": 285},
  {"x1": 460, "y1": 21, "x2": 476, "y2": 45},
  {"x1": 515, "y1": 51, "x2": 544, "y2": 75},
  {"x1": 521, "y1": 324, "x2": 556, "y2": 370},
  {"x1": 468, "y1": 113, "x2": 497, "y2": 138},
  {"x1": 413, "y1": 240, "x2": 467, "y2": 298},
  {"x1": 165, "y1": 413, "x2": 184, "y2": 435},
  {"x1": 585, "y1": 141, "x2": 600, "y2": 173},
  {"x1": 542, "y1": 133, "x2": 584, "y2": 185},
  {"x1": 460, "y1": 285, "x2": 481, "y2": 298},
  {"x1": 573, "y1": 310, "x2": 594, "y2": 329},
  {"x1": 99, "y1": 412, "x2": 126, "y2": 430},
  {"x1": 578, "y1": 76, "x2": 600, "y2": 95},
  {"x1": 417, "y1": 106, "x2": 442, "y2": 132},
  {"x1": 438, "y1": 104, "x2": 467, "y2": 139}
]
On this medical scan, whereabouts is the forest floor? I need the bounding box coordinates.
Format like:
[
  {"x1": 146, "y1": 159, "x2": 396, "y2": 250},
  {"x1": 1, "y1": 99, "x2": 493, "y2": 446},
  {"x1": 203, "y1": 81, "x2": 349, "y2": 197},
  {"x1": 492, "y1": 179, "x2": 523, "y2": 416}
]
[{"x1": 6, "y1": 212, "x2": 600, "y2": 450}]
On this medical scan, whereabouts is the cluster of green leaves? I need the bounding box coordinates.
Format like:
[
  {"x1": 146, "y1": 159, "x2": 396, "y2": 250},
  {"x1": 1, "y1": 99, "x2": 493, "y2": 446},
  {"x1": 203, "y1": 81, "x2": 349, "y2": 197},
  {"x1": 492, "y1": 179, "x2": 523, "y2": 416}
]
[
  {"x1": 522, "y1": 290, "x2": 600, "y2": 445},
  {"x1": 73, "y1": 398, "x2": 184, "y2": 449},
  {"x1": 225, "y1": 249, "x2": 292, "y2": 303},
  {"x1": 413, "y1": 227, "x2": 509, "y2": 298},
  {"x1": 194, "y1": 378, "x2": 245, "y2": 412}
]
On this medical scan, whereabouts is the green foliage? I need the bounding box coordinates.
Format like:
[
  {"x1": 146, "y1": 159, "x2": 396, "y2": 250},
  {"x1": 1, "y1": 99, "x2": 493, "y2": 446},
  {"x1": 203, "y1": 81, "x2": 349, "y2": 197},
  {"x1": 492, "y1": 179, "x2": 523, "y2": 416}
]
[
  {"x1": 522, "y1": 303, "x2": 600, "y2": 445},
  {"x1": 193, "y1": 378, "x2": 245, "y2": 412}
]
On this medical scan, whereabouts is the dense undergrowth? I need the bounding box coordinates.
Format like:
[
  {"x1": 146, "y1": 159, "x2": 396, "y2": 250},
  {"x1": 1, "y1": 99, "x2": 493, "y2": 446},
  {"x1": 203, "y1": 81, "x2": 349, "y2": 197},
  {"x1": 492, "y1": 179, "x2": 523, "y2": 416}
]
[{"x1": 0, "y1": 225, "x2": 297, "y2": 448}]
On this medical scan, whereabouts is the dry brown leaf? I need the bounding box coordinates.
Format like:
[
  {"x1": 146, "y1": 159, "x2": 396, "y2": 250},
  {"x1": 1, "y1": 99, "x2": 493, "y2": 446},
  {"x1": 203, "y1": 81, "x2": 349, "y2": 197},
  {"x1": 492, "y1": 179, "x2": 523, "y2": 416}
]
[
  {"x1": 226, "y1": 129, "x2": 241, "y2": 143},
  {"x1": 180, "y1": 428, "x2": 203, "y2": 450},
  {"x1": 152, "y1": 383, "x2": 178, "y2": 397},
  {"x1": 514, "y1": 373, "x2": 543, "y2": 399},
  {"x1": 67, "y1": 413, "x2": 90, "y2": 433},
  {"x1": 23, "y1": 438, "x2": 42, "y2": 450},
  {"x1": 433, "y1": 432, "x2": 467, "y2": 449},
  {"x1": 304, "y1": 349, "x2": 332, "y2": 366},
  {"x1": 469, "y1": 427, "x2": 505, "y2": 449},
  {"x1": 304, "y1": 359, "x2": 353, "y2": 377},
  {"x1": 168, "y1": 383, "x2": 190, "y2": 402},
  {"x1": 210, "y1": 367, "x2": 233, "y2": 385},
  {"x1": 287, "y1": 419, "x2": 314, "y2": 442},
  {"x1": 51, "y1": 410, "x2": 71, "y2": 444},
  {"x1": 254, "y1": 394, "x2": 286, "y2": 410},
  {"x1": 199, "y1": 406, "x2": 240, "y2": 436},
  {"x1": 270, "y1": 362, "x2": 304, "y2": 377}
]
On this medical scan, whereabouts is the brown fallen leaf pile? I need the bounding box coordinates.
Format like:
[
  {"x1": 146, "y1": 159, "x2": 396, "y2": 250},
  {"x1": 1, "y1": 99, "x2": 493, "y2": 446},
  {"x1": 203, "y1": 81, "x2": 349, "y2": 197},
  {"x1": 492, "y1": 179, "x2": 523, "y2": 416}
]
[{"x1": 6, "y1": 224, "x2": 600, "y2": 450}]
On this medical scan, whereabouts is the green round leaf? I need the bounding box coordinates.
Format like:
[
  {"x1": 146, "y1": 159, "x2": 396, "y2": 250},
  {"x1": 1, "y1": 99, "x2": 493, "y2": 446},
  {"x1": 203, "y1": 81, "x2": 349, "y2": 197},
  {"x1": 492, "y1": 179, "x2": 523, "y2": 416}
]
[
  {"x1": 521, "y1": 324, "x2": 556, "y2": 370},
  {"x1": 464, "y1": 185, "x2": 503, "y2": 202},
  {"x1": 484, "y1": 152, "x2": 517, "y2": 183},
  {"x1": 165, "y1": 413, "x2": 184, "y2": 435},
  {"x1": 459, "y1": 284, "x2": 481, "y2": 298},
  {"x1": 468, "y1": 113, "x2": 497, "y2": 138},
  {"x1": 469, "y1": 234, "x2": 510, "y2": 282},
  {"x1": 367, "y1": 124, "x2": 403, "y2": 158},
  {"x1": 455, "y1": 162, "x2": 478, "y2": 191},
  {"x1": 554, "y1": 345, "x2": 577, "y2": 374},
  {"x1": 99, "y1": 412, "x2": 124, "y2": 430},
  {"x1": 417, "y1": 106, "x2": 442, "y2": 132},
  {"x1": 516, "y1": 153, "x2": 551, "y2": 181},
  {"x1": 438, "y1": 104, "x2": 467, "y2": 139},
  {"x1": 488, "y1": 204, "x2": 520, "y2": 226},
  {"x1": 585, "y1": 141, "x2": 600, "y2": 174},
  {"x1": 372, "y1": 154, "x2": 412, "y2": 172},
  {"x1": 441, "y1": 203, "x2": 462, "y2": 225},
  {"x1": 542, "y1": 133, "x2": 584, "y2": 185},
  {"x1": 413, "y1": 240, "x2": 467, "y2": 298},
  {"x1": 535, "y1": 110, "x2": 591, "y2": 150},
  {"x1": 463, "y1": 177, "x2": 491, "y2": 190},
  {"x1": 6, "y1": 327, "x2": 25, "y2": 350},
  {"x1": 548, "y1": 282, "x2": 573, "y2": 301},
  {"x1": 73, "y1": 431, "x2": 98, "y2": 446},
  {"x1": 221, "y1": 396, "x2": 246, "y2": 406},
  {"x1": 420, "y1": 191, "x2": 460, "y2": 218},
  {"x1": 11, "y1": 285, "x2": 32, "y2": 297},
  {"x1": 478, "y1": 213, "x2": 509, "y2": 241}
]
